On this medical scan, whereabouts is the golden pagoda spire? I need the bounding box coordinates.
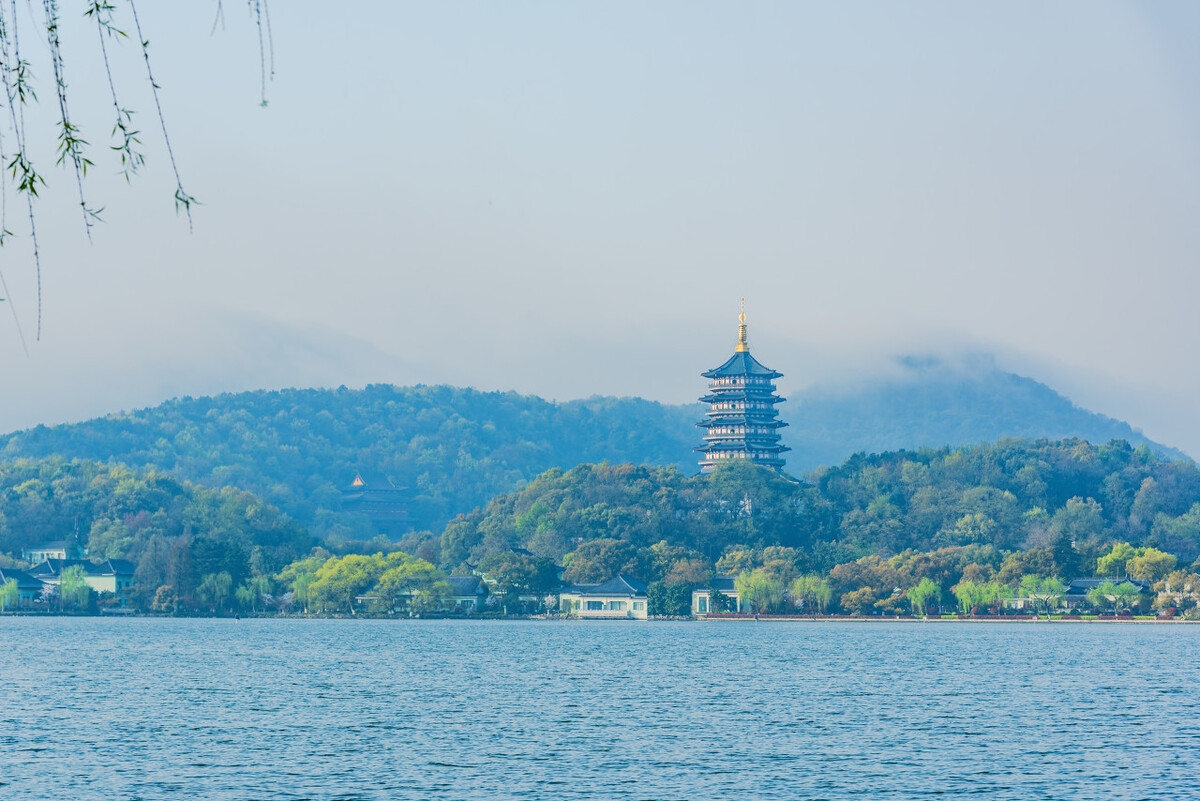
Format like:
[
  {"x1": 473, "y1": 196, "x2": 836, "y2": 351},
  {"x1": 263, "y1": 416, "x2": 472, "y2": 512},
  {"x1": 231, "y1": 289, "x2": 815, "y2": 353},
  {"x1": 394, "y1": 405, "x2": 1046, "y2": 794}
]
[{"x1": 735, "y1": 298, "x2": 749, "y2": 352}]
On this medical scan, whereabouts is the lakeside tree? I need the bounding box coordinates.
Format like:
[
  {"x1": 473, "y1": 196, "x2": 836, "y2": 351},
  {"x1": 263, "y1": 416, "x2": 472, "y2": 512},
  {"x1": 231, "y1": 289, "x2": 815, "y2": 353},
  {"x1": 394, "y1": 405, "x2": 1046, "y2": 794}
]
[
  {"x1": 790, "y1": 575, "x2": 833, "y2": 614},
  {"x1": 1019, "y1": 575, "x2": 1065, "y2": 617},
  {"x1": 905, "y1": 577, "x2": 939, "y2": 616},
  {"x1": 735, "y1": 569, "x2": 784, "y2": 614},
  {"x1": 0, "y1": 577, "x2": 17, "y2": 611}
]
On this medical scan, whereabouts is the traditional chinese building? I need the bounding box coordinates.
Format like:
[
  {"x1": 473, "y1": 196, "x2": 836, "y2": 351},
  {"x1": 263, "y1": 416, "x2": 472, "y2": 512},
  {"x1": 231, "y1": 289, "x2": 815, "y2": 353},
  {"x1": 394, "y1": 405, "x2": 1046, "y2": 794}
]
[
  {"x1": 341, "y1": 471, "x2": 411, "y2": 536},
  {"x1": 696, "y1": 303, "x2": 789, "y2": 472}
]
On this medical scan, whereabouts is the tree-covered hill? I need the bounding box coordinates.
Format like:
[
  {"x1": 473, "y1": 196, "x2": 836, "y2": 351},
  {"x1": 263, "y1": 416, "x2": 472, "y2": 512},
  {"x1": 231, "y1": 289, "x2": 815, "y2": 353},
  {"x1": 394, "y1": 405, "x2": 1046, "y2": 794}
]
[
  {"x1": 431, "y1": 438, "x2": 1200, "y2": 575},
  {"x1": 779, "y1": 357, "x2": 1186, "y2": 471},
  {"x1": 0, "y1": 364, "x2": 1188, "y2": 537},
  {"x1": 3, "y1": 440, "x2": 1199, "y2": 616},
  {"x1": 0, "y1": 386, "x2": 698, "y2": 534},
  {"x1": 0, "y1": 457, "x2": 314, "y2": 608}
]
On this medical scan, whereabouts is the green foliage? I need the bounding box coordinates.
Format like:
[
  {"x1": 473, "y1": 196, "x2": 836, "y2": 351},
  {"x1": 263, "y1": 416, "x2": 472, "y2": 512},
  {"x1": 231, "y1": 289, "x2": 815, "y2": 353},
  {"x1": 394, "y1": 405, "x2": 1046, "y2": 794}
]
[
  {"x1": 646, "y1": 582, "x2": 691, "y2": 617},
  {"x1": 477, "y1": 551, "x2": 557, "y2": 596},
  {"x1": 562, "y1": 538, "x2": 639, "y2": 584},
  {"x1": 735, "y1": 569, "x2": 784, "y2": 614},
  {"x1": 839, "y1": 586, "x2": 878, "y2": 616},
  {"x1": 790, "y1": 575, "x2": 833, "y2": 614},
  {"x1": 905, "y1": 577, "x2": 940, "y2": 616},
  {"x1": 1019, "y1": 575, "x2": 1065, "y2": 616},
  {"x1": 306, "y1": 551, "x2": 445, "y2": 614},
  {"x1": 708, "y1": 587, "x2": 735, "y2": 613},
  {"x1": 0, "y1": 578, "x2": 17, "y2": 610},
  {"x1": 0, "y1": 457, "x2": 313, "y2": 613},
  {"x1": 0, "y1": 387, "x2": 699, "y2": 536},
  {"x1": 59, "y1": 564, "x2": 92, "y2": 610},
  {"x1": 951, "y1": 579, "x2": 1010, "y2": 614},
  {"x1": 196, "y1": 571, "x2": 232, "y2": 613}
]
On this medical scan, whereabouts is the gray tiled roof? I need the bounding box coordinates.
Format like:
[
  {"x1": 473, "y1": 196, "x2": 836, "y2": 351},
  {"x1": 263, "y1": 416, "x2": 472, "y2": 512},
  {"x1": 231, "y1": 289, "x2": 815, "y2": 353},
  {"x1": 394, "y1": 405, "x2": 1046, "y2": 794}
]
[
  {"x1": 0, "y1": 567, "x2": 44, "y2": 590},
  {"x1": 447, "y1": 576, "x2": 486, "y2": 597},
  {"x1": 564, "y1": 575, "x2": 648, "y2": 597}
]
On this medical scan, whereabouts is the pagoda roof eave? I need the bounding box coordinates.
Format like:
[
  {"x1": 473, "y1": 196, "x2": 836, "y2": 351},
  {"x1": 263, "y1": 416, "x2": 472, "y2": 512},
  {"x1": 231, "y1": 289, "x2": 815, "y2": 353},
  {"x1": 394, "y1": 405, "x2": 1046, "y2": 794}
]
[{"x1": 701, "y1": 351, "x2": 783, "y2": 379}]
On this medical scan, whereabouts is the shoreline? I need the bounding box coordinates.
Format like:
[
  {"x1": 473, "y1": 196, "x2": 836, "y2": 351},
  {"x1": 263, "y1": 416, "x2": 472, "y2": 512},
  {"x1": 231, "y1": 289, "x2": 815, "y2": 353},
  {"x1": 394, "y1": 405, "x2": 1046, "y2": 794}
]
[{"x1": 3, "y1": 611, "x2": 1197, "y2": 624}]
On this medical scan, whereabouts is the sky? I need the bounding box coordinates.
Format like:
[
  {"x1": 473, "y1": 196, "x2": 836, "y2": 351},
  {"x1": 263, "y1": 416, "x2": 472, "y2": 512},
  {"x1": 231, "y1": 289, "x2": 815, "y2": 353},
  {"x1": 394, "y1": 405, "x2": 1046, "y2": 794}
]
[{"x1": 1, "y1": 1, "x2": 1198, "y2": 456}]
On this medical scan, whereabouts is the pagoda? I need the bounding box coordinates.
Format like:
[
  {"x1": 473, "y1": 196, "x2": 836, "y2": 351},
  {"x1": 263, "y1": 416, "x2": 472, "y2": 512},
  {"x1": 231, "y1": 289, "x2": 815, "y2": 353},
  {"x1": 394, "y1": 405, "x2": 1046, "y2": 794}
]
[{"x1": 696, "y1": 302, "x2": 790, "y2": 472}]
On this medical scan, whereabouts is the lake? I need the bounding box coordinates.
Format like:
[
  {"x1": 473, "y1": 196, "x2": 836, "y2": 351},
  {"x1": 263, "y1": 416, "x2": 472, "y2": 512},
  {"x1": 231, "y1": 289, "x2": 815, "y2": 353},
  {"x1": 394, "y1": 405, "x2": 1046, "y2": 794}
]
[{"x1": 2, "y1": 618, "x2": 1197, "y2": 800}]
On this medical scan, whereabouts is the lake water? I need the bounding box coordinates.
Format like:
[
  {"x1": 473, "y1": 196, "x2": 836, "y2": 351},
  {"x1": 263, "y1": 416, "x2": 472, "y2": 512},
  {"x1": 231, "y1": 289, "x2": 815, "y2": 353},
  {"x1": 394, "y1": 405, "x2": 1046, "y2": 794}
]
[{"x1": 2, "y1": 618, "x2": 1197, "y2": 800}]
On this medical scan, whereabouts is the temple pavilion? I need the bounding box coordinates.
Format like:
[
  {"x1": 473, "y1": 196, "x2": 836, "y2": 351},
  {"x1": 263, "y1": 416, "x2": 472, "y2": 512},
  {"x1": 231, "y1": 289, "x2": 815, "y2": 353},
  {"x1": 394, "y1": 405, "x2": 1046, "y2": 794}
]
[{"x1": 696, "y1": 303, "x2": 790, "y2": 472}]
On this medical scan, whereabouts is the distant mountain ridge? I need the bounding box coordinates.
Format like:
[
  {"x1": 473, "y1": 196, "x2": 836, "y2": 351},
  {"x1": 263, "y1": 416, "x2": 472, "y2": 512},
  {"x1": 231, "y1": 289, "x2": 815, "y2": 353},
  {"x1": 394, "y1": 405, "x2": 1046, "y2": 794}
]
[
  {"x1": 778, "y1": 357, "x2": 1188, "y2": 471},
  {"x1": 0, "y1": 360, "x2": 1187, "y2": 533}
]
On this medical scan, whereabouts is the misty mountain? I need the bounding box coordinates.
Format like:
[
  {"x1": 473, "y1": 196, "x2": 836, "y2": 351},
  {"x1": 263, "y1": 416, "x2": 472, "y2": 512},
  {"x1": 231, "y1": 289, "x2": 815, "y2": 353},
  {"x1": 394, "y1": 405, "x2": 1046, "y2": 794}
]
[
  {"x1": 779, "y1": 357, "x2": 1188, "y2": 471},
  {"x1": 0, "y1": 360, "x2": 1187, "y2": 534}
]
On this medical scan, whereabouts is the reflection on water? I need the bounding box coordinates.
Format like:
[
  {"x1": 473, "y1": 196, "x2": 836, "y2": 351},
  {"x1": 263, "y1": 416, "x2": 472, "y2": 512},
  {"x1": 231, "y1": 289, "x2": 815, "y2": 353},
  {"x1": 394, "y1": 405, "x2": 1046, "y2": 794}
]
[{"x1": 2, "y1": 618, "x2": 1198, "y2": 800}]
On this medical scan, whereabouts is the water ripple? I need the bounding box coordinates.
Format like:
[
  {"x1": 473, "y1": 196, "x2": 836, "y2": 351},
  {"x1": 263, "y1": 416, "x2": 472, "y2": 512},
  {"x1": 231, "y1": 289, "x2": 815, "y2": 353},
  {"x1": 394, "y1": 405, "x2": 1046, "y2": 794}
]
[{"x1": 1, "y1": 618, "x2": 1197, "y2": 800}]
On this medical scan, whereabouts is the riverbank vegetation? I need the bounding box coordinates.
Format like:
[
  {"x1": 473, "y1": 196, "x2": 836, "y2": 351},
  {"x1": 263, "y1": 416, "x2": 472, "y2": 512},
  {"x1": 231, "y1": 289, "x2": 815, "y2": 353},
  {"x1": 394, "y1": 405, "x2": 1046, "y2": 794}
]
[{"x1": 3, "y1": 437, "x2": 1200, "y2": 617}]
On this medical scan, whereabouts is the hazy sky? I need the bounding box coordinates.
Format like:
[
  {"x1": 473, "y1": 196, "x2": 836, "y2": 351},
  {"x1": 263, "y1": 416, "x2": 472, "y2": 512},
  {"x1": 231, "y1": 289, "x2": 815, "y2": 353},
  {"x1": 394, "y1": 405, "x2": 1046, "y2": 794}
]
[{"x1": 1, "y1": 2, "x2": 1198, "y2": 456}]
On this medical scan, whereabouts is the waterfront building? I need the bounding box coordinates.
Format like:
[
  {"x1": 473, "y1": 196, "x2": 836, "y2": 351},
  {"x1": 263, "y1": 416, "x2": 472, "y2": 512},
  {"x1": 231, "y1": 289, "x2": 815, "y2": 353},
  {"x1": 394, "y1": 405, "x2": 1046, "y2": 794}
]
[
  {"x1": 559, "y1": 575, "x2": 649, "y2": 619},
  {"x1": 696, "y1": 303, "x2": 790, "y2": 471},
  {"x1": 25, "y1": 559, "x2": 136, "y2": 595},
  {"x1": 691, "y1": 575, "x2": 741, "y2": 616},
  {"x1": 0, "y1": 567, "x2": 44, "y2": 608}
]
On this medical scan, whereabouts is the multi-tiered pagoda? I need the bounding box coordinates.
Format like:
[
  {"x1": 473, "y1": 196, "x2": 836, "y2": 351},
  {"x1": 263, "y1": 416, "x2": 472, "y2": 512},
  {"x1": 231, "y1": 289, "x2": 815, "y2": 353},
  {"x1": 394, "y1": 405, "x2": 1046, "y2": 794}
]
[{"x1": 696, "y1": 304, "x2": 789, "y2": 472}]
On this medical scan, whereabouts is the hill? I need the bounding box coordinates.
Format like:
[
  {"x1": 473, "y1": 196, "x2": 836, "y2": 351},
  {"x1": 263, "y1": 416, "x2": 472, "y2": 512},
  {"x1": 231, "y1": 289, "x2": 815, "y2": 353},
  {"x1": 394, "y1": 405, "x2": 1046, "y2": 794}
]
[
  {"x1": 0, "y1": 361, "x2": 1188, "y2": 536},
  {"x1": 0, "y1": 385, "x2": 697, "y2": 535},
  {"x1": 434, "y1": 439, "x2": 1200, "y2": 571},
  {"x1": 779, "y1": 357, "x2": 1186, "y2": 470}
]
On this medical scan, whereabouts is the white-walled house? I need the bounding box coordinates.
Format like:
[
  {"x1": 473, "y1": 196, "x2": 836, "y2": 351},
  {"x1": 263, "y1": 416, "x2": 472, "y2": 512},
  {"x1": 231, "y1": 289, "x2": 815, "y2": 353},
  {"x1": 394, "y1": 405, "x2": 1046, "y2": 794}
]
[
  {"x1": 22, "y1": 541, "x2": 72, "y2": 563},
  {"x1": 692, "y1": 575, "x2": 741, "y2": 616},
  {"x1": 26, "y1": 559, "x2": 136, "y2": 595},
  {"x1": 559, "y1": 576, "x2": 648, "y2": 619}
]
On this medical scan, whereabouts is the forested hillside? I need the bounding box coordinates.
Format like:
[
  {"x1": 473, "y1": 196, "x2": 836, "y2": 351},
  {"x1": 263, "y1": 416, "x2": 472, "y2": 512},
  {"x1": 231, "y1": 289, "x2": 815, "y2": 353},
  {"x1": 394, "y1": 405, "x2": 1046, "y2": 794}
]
[
  {"x1": 0, "y1": 458, "x2": 314, "y2": 610},
  {"x1": 0, "y1": 370, "x2": 1187, "y2": 538},
  {"x1": 779, "y1": 358, "x2": 1185, "y2": 470},
  {"x1": 3, "y1": 440, "x2": 1199, "y2": 616},
  {"x1": 0, "y1": 386, "x2": 698, "y2": 534},
  {"x1": 432, "y1": 439, "x2": 1200, "y2": 576}
]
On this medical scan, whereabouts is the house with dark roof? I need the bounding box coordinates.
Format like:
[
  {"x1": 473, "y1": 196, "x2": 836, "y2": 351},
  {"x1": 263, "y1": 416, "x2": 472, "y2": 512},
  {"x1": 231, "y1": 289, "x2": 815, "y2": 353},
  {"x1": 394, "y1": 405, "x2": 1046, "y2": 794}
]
[
  {"x1": 0, "y1": 567, "x2": 45, "y2": 608},
  {"x1": 1063, "y1": 577, "x2": 1151, "y2": 610},
  {"x1": 447, "y1": 575, "x2": 489, "y2": 612},
  {"x1": 27, "y1": 559, "x2": 136, "y2": 595},
  {"x1": 692, "y1": 574, "x2": 742, "y2": 616},
  {"x1": 559, "y1": 575, "x2": 648, "y2": 619}
]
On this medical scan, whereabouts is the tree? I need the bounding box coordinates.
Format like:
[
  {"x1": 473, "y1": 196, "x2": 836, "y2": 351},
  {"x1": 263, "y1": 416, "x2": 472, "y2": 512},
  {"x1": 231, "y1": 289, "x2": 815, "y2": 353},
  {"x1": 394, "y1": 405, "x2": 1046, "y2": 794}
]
[
  {"x1": 59, "y1": 564, "x2": 92, "y2": 611},
  {"x1": 790, "y1": 575, "x2": 833, "y2": 614},
  {"x1": 735, "y1": 569, "x2": 784, "y2": 614},
  {"x1": 840, "y1": 587, "x2": 877, "y2": 616},
  {"x1": 196, "y1": 571, "x2": 233, "y2": 613},
  {"x1": 1112, "y1": 581, "x2": 1142, "y2": 615},
  {"x1": 235, "y1": 575, "x2": 271, "y2": 613},
  {"x1": 307, "y1": 554, "x2": 380, "y2": 613},
  {"x1": 647, "y1": 582, "x2": 691, "y2": 617},
  {"x1": 1097, "y1": 542, "x2": 1139, "y2": 578},
  {"x1": 562, "y1": 538, "x2": 638, "y2": 584},
  {"x1": 1086, "y1": 580, "x2": 1119, "y2": 614},
  {"x1": 1126, "y1": 549, "x2": 1177, "y2": 583},
  {"x1": 478, "y1": 551, "x2": 557, "y2": 599},
  {"x1": 0, "y1": 578, "x2": 17, "y2": 611},
  {"x1": 708, "y1": 587, "x2": 736, "y2": 613},
  {"x1": 906, "y1": 577, "x2": 939, "y2": 616},
  {"x1": 151, "y1": 584, "x2": 178, "y2": 615},
  {"x1": 1020, "y1": 575, "x2": 1065, "y2": 616}
]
